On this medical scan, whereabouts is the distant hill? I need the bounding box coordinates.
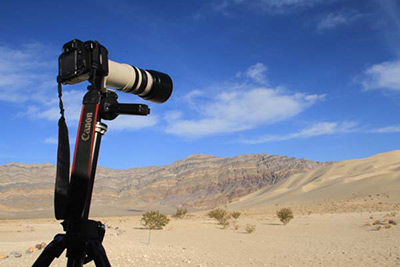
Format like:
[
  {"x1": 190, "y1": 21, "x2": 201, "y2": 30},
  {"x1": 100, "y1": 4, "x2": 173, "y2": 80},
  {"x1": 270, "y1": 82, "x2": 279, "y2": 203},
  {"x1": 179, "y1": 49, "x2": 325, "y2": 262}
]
[
  {"x1": 0, "y1": 153, "x2": 321, "y2": 218},
  {"x1": 230, "y1": 150, "x2": 400, "y2": 211}
]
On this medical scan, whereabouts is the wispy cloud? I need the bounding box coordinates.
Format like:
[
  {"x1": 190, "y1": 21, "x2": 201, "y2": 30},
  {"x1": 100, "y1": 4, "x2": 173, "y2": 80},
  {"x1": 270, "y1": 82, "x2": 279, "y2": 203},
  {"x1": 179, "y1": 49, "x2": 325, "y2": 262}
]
[
  {"x1": 205, "y1": 0, "x2": 328, "y2": 16},
  {"x1": 357, "y1": 60, "x2": 400, "y2": 91},
  {"x1": 107, "y1": 115, "x2": 159, "y2": 131},
  {"x1": 317, "y1": 10, "x2": 365, "y2": 31},
  {"x1": 43, "y1": 137, "x2": 58, "y2": 145},
  {"x1": 379, "y1": 0, "x2": 400, "y2": 30},
  {"x1": 165, "y1": 63, "x2": 325, "y2": 138},
  {"x1": 237, "y1": 63, "x2": 268, "y2": 85},
  {"x1": 242, "y1": 122, "x2": 400, "y2": 144},
  {"x1": 0, "y1": 43, "x2": 159, "y2": 131},
  {"x1": 0, "y1": 43, "x2": 56, "y2": 103},
  {"x1": 369, "y1": 125, "x2": 400, "y2": 133},
  {"x1": 242, "y1": 121, "x2": 358, "y2": 144}
]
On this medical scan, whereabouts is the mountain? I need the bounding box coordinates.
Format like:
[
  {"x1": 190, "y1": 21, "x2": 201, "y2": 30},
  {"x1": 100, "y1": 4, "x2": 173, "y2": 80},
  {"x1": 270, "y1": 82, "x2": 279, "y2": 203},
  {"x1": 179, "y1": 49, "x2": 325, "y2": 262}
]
[
  {"x1": 0, "y1": 153, "x2": 322, "y2": 218},
  {"x1": 230, "y1": 150, "x2": 400, "y2": 211}
]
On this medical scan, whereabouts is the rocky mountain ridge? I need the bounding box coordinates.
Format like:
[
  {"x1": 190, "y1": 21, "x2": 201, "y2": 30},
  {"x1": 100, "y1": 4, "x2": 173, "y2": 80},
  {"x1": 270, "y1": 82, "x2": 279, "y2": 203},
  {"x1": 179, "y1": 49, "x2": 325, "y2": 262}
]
[{"x1": 0, "y1": 153, "x2": 324, "y2": 218}]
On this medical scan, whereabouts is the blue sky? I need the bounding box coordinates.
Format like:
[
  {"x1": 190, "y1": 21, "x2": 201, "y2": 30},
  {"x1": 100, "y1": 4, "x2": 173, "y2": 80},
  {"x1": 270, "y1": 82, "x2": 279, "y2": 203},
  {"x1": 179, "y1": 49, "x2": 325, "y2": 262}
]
[{"x1": 0, "y1": 0, "x2": 399, "y2": 169}]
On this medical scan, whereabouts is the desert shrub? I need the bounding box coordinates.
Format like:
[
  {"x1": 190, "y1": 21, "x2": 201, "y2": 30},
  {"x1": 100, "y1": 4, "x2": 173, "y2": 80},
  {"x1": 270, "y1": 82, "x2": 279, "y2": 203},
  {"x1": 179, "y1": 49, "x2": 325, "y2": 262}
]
[
  {"x1": 231, "y1": 211, "x2": 241, "y2": 219},
  {"x1": 245, "y1": 224, "x2": 256, "y2": 234},
  {"x1": 172, "y1": 208, "x2": 188, "y2": 219},
  {"x1": 208, "y1": 209, "x2": 230, "y2": 221},
  {"x1": 220, "y1": 217, "x2": 230, "y2": 229},
  {"x1": 232, "y1": 221, "x2": 240, "y2": 230},
  {"x1": 373, "y1": 220, "x2": 385, "y2": 225},
  {"x1": 276, "y1": 207, "x2": 294, "y2": 225},
  {"x1": 207, "y1": 208, "x2": 232, "y2": 228},
  {"x1": 208, "y1": 209, "x2": 228, "y2": 220},
  {"x1": 141, "y1": 211, "x2": 170, "y2": 230}
]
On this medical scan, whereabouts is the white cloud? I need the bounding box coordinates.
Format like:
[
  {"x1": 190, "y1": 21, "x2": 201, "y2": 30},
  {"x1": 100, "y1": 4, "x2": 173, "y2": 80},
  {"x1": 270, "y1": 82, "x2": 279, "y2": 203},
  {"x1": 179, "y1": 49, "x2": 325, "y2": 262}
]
[
  {"x1": 165, "y1": 82, "x2": 325, "y2": 138},
  {"x1": 107, "y1": 115, "x2": 158, "y2": 131},
  {"x1": 317, "y1": 11, "x2": 363, "y2": 30},
  {"x1": 369, "y1": 125, "x2": 400, "y2": 133},
  {"x1": 245, "y1": 63, "x2": 268, "y2": 84},
  {"x1": 243, "y1": 121, "x2": 358, "y2": 144},
  {"x1": 358, "y1": 60, "x2": 400, "y2": 91},
  {"x1": 236, "y1": 63, "x2": 268, "y2": 84},
  {"x1": 0, "y1": 43, "x2": 56, "y2": 103},
  {"x1": 209, "y1": 0, "x2": 326, "y2": 14},
  {"x1": 43, "y1": 137, "x2": 58, "y2": 145}
]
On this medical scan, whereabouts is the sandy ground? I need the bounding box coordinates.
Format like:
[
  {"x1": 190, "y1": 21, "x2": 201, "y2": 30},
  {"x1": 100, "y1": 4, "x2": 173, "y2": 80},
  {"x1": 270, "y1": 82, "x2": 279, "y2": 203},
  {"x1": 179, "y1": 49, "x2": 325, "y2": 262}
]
[{"x1": 0, "y1": 210, "x2": 400, "y2": 267}]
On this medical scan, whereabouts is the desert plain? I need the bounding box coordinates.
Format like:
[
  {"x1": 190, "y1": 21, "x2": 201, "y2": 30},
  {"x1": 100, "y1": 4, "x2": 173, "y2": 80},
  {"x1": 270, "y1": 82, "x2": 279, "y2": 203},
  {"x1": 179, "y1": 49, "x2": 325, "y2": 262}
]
[
  {"x1": 0, "y1": 151, "x2": 400, "y2": 266},
  {"x1": 1, "y1": 207, "x2": 400, "y2": 267}
]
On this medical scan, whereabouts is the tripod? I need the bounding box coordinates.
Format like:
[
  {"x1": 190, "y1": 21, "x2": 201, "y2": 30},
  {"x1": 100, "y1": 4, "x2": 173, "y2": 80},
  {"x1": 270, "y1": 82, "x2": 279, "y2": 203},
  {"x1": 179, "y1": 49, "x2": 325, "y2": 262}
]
[{"x1": 32, "y1": 85, "x2": 149, "y2": 267}]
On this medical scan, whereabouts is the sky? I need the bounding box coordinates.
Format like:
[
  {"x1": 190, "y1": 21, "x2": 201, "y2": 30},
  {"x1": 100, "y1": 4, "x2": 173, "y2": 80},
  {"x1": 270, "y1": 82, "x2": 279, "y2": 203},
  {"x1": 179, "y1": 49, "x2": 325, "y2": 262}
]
[{"x1": 0, "y1": 0, "x2": 399, "y2": 169}]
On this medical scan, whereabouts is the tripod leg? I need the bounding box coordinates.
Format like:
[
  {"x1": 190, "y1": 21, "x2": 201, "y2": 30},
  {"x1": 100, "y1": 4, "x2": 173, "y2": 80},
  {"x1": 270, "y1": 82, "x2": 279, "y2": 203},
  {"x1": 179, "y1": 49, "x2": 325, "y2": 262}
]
[
  {"x1": 85, "y1": 240, "x2": 111, "y2": 267},
  {"x1": 32, "y1": 234, "x2": 67, "y2": 267}
]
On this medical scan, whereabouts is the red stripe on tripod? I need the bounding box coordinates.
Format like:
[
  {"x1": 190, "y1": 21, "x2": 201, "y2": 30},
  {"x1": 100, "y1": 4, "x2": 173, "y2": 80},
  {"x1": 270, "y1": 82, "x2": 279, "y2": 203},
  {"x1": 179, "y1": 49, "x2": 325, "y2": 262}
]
[
  {"x1": 71, "y1": 104, "x2": 85, "y2": 174},
  {"x1": 87, "y1": 104, "x2": 100, "y2": 176}
]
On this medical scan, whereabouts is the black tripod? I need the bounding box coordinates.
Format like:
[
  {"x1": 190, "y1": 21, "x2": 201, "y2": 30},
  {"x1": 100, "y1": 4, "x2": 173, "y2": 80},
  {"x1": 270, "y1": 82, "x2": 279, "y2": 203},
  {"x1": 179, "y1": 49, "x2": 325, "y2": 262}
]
[{"x1": 32, "y1": 83, "x2": 149, "y2": 266}]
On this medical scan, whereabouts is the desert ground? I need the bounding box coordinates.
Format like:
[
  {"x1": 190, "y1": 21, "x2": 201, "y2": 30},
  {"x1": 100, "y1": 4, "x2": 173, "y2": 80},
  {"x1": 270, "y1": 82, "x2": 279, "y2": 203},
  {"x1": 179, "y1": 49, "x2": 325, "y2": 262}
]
[
  {"x1": 1, "y1": 151, "x2": 400, "y2": 266},
  {"x1": 0, "y1": 205, "x2": 400, "y2": 267}
]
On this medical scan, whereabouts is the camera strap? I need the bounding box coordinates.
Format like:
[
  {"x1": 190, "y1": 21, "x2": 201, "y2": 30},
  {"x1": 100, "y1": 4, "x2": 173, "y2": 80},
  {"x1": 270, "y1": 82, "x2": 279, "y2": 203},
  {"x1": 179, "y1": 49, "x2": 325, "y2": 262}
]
[{"x1": 54, "y1": 82, "x2": 71, "y2": 220}]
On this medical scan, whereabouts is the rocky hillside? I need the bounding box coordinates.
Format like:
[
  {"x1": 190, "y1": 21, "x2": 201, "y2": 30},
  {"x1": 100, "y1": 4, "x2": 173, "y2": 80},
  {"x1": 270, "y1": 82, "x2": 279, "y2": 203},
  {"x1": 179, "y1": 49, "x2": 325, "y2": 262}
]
[{"x1": 0, "y1": 154, "x2": 323, "y2": 218}]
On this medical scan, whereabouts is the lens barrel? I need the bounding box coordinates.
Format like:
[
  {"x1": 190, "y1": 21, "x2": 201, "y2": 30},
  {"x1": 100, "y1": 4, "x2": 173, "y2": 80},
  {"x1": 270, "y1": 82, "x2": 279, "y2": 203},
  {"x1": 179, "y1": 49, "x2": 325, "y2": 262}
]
[{"x1": 105, "y1": 60, "x2": 172, "y2": 103}]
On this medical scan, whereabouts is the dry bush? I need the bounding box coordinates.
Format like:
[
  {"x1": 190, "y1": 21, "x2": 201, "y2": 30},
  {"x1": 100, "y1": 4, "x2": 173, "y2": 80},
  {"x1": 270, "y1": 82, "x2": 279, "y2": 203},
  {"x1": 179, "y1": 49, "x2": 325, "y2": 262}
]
[
  {"x1": 208, "y1": 209, "x2": 235, "y2": 229},
  {"x1": 208, "y1": 209, "x2": 229, "y2": 221},
  {"x1": 245, "y1": 224, "x2": 256, "y2": 234},
  {"x1": 232, "y1": 221, "x2": 240, "y2": 230},
  {"x1": 220, "y1": 218, "x2": 230, "y2": 229},
  {"x1": 373, "y1": 220, "x2": 385, "y2": 225},
  {"x1": 276, "y1": 207, "x2": 294, "y2": 225},
  {"x1": 172, "y1": 208, "x2": 188, "y2": 219},
  {"x1": 231, "y1": 211, "x2": 241, "y2": 219},
  {"x1": 141, "y1": 211, "x2": 170, "y2": 230},
  {"x1": 384, "y1": 224, "x2": 392, "y2": 229}
]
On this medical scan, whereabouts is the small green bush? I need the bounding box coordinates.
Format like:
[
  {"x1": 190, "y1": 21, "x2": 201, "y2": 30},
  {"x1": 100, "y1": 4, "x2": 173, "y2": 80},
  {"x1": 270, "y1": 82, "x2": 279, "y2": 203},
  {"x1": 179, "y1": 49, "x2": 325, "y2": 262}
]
[
  {"x1": 141, "y1": 211, "x2": 170, "y2": 230},
  {"x1": 276, "y1": 207, "x2": 294, "y2": 225},
  {"x1": 208, "y1": 209, "x2": 230, "y2": 221},
  {"x1": 207, "y1": 208, "x2": 232, "y2": 228},
  {"x1": 172, "y1": 208, "x2": 188, "y2": 219},
  {"x1": 231, "y1": 211, "x2": 241, "y2": 219},
  {"x1": 245, "y1": 224, "x2": 256, "y2": 234}
]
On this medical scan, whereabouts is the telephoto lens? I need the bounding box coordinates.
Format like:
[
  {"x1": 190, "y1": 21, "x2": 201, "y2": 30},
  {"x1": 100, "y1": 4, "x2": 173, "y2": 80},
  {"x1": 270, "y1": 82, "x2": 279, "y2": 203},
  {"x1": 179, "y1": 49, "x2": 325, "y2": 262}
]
[{"x1": 105, "y1": 60, "x2": 173, "y2": 103}]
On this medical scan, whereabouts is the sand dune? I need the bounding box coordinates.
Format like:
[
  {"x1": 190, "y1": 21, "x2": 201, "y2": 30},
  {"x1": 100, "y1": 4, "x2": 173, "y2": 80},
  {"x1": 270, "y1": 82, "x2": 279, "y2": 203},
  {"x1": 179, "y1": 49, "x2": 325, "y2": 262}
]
[{"x1": 230, "y1": 150, "x2": 400, "y2": 210}]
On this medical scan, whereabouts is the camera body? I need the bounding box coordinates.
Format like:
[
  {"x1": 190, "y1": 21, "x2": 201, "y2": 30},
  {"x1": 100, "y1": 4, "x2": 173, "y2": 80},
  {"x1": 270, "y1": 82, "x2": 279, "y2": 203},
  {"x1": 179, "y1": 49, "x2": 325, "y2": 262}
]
[
  {"x1": 58, "y1": 39, "x2": 109, "y2": 84},
  {"x1": 57, "y1": 39, "x2": 173, "y2": 104}
]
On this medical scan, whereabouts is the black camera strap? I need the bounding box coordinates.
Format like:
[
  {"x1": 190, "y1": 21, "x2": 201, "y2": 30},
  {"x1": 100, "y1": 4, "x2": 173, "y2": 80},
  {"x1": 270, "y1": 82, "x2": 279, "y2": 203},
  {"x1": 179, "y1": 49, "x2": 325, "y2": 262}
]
[{"x1": 55, "y1": 82, "x2": 71, "y2": 220}]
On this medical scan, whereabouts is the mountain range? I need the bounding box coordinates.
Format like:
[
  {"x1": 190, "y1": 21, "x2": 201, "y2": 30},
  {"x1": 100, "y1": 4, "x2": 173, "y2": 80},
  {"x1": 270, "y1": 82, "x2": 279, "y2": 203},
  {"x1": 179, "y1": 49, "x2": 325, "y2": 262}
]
[
  {"x1": 1, "y1": 150, "x2": 399, "y2": 219},
  {"x1": 0, "y1": 153, "x2": 322, "y2": 218}
]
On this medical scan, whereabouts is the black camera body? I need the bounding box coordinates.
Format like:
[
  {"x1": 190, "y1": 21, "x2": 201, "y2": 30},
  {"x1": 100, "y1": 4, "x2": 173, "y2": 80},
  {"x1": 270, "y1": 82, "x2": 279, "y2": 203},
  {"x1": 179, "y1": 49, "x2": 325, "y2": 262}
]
[
  {"x1": 58, "y1": 39, "x2": 109, "y2": 84},
  {"x1": 57, "y1": 39, "x2": 172, "y2": 103}
]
